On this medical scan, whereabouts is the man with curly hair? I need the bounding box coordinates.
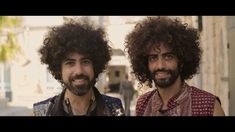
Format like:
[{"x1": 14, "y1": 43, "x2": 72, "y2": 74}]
[
  {"x1": 125, "y1": 16, "x2": 225, "y2": 116},
  {"x1": 33, "y1": 18, "x2": 124, "y2": 116}
]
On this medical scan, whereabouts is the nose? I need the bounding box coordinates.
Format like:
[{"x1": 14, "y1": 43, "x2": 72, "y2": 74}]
[
  {"x1": 156, "y1": 57, "x2": 166, "y2": 69},
  {"x1": 73, "y1": 63, "x2": 83, "y2": 75}
]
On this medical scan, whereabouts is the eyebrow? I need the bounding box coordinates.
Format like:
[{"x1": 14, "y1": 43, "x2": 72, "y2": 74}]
[
  {"x1": 63, "y1": 56, "x2": 91, "y2": 62},
  {"x1": 162, "y1": 52, "x2": 175, "y2": 55},
  {"x1": 63, "y1": 58, "x2": 75, "y2": 61},
  {"x1": 62, "y1": 58, "x2": 75, "y2": 64},
  {"x1": 148, "y1": 52, "x2": 175, "y2": 56}
]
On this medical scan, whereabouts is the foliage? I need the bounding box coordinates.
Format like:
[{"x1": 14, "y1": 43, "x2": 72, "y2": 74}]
[{"x1": 0, "y1": 16, "x2": 22, "y2": 62}]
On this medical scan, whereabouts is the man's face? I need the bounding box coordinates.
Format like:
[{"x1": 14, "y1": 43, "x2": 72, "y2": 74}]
[
  {"x1": 61, "y1": 52, "x2": 95, "y2": 96},
  {"x1": 147, "y1": 43, "x2": 181, "y2": 88}
]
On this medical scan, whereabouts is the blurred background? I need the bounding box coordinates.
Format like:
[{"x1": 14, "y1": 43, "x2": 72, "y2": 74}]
[{"x1": 0, "y1": 16, "x2": 234, "y2": 116}]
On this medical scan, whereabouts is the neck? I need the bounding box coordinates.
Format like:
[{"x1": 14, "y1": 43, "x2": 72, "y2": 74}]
[
  {"x1": 64, "y1": 88, "x2": 93, "y2": 115},
  {"x1": 157, "y1": 77, "x2": 183, "y2": 109}
]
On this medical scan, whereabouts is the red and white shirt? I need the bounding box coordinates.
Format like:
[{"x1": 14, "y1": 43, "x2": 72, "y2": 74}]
[{"x1": 136, "y1": 83, "x2": 217, "y2": 116}]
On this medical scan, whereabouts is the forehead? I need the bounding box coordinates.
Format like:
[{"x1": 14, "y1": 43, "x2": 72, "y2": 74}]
[
  {"x1": 148, "y1": 43, "x2": 172, "y2": 54},
  {"x1": 66, "y1": 52, "x2": 88, "y2": 60}
]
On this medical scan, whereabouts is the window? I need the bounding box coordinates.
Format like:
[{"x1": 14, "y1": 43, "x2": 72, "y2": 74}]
[
  {"x1": 115, "y1": 71, "x2": 120, "y2": 77},
  {"x1": 198, "y1": 16, "x2": 203, "y2": 32},
  {"x1": 0, "y1": 64, "x2": 11, "y2": 90},
  {"x1": 0, "y1": 64, "x2": 11, "y2": 101}
]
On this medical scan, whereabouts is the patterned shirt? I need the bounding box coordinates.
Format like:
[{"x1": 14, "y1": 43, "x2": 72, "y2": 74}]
[{"x1": 136, "y1": 83, "x2": 217, "y2": 116}]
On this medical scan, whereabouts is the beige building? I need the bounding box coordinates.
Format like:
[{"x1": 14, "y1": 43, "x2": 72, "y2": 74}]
[
  {"x1": 198, "y1": 16, "x2": 229, "y2": 115},
  {"x1": 178, "y1": 16, "x2": 235, "y2": 116}
]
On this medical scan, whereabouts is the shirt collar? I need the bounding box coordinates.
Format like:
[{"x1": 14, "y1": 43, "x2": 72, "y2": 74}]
[
  {"x1": 153, "y1": 82, "x2": 188, "y2": 111},
  {"x1": 63, "y1": 89, "x2": 97, "y2": 116}
]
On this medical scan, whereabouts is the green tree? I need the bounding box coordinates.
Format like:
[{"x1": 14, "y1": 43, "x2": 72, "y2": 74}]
[{"x1": 0, "y1": 16, "x2": 22, "y2": 62}]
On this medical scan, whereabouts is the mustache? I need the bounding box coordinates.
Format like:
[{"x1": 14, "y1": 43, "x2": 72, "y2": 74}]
[
  {"x1": 69, "y1": 74, "x2": 89, "y2": 82},
  {"x1": 152, "y1": 68, "x2": 172, "y2": 75}
]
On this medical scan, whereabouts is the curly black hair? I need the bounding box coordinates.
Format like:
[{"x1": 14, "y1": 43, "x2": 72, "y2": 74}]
[
  {"x1": 125, "y1": 16, "x2": 202, "y2": 87},
  {"x1": 39, "y1": 18, "x2": 111, "y2": 84}
]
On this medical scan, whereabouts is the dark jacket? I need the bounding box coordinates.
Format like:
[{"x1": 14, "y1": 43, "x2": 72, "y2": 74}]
[{"x1": 33, "y1": 87, "x2": 124, "y2": 116}]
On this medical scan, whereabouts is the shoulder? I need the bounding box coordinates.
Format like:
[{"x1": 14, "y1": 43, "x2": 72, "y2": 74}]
[
  {"x1": 191, "y1": 86, "x2": 217, "y2": 104},
  {"x1": 191, "y1": 86, "x2": 225, "y2": 116},
  {"x1": 33, "y1": 97, "x2": 54, "y2": 107},
  {"x1": 191, "y1": 86, "x2": 216, "y2": 98},
  {"x1": 191, "y1": 87, "x2": 217, "y2": 116},
  {"x1": 136, "y1": 89, "x2": 157, "y2": 116},
  {"x1": 102, "y1": 95, "x2": 122, "y2": 106},
  {"x1": 137, "y1": 89, "x2": 157, "y2": 104},
  {"x1": 33, "y1": 96, "x2": 57, "y2": 116},
  {"x1": 102, "y1": 95, "x2": 124, "y2": 116}
]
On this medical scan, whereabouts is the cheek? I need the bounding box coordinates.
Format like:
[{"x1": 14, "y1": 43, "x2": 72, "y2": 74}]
[
  {"x1": 173, "y1": 61, "x2": 180, "y2": 68},
  {"x1": 169, "y1": 62, "x2": 180, "y2": 72},
  {"x1": 148, "y1": 63, "x2": 155, "y2": 72},
  {"x1": 61, "y1": 71, "x2": 67, "y2": 82},
  {"x1": 87, "y1": 68, "x2": 94, "y2": 78},
  {"x1": 61, "y1": 68, "x2": 71, "y2": 81}
]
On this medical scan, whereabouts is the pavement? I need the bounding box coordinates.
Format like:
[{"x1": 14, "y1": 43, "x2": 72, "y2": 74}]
[
  {"x1": 0, "y1": 105, "x2": 32, "y2": 116},
  {"x1": 0, "y1": 94, "x2": 42, "y2": 116}
]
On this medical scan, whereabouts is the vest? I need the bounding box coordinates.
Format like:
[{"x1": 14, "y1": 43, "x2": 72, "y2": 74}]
[{"x1": 136, "y1": 86, "x2": 217, "y2": 116}]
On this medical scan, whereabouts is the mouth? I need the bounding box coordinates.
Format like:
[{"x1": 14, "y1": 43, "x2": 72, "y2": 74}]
[
  {"x1": 72, "y1": 78, "x2": 87, "y2": 85},
  {"x1": 155, "y1": 72, "x2": 170, "y2": 79}
]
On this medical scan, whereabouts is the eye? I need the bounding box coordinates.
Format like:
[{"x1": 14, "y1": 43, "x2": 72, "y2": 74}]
[
  {"x1": 164, "y1": 54, "x2": 174, "y2": 61},
  {"x1": 148, "y1": 55, "x2": 158, "y2": 62},
  {"x1": 64, "y1": 61, "x2": 74, "y2": 65},
  {"x1": 82, "y1": 59, "x2": 92, "y2": 65}
]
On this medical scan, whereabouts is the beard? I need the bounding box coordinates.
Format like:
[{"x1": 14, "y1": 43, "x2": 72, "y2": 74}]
[
  {"x1": 64, "y1": 74, "x2": 95, "y2": 96},
  {"x1": 151, "y1": 67, "x2": 180, "y2": 88}
]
